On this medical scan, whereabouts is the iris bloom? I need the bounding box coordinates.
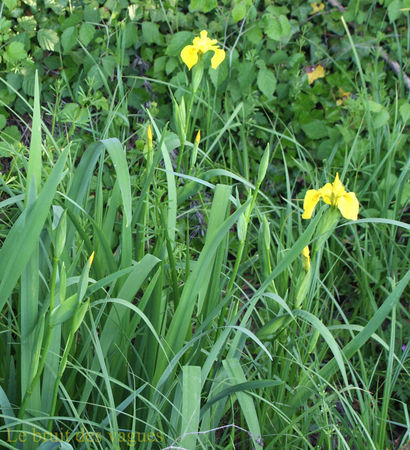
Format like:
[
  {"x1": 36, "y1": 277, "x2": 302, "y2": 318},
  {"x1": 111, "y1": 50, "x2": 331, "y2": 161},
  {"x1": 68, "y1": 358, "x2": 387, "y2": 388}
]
[
  {"x1": 180, "y1": 30, "x2": 225, "y2": 70},
  {"x1": 302, "y1": 173, "x2": 359, "y2": 221}
]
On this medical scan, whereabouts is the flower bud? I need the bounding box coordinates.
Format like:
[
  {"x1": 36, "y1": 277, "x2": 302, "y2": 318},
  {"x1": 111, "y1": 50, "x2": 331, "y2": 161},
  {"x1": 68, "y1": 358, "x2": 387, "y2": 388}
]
[
  {"x1": 257, "y1": 144, "x2": 270, "y2": 186},
  {"x1": 147, "y1": 125, "x2": 153, "y2": 150}
]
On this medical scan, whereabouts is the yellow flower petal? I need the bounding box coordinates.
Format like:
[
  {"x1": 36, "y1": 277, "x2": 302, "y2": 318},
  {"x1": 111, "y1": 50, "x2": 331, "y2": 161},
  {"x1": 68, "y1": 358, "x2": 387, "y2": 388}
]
[
  {"x1": 193, "y1": 30, "x2": 218, "y2": 53},
  {"x1": 338, "y1": 87, "x2": 350, "y2": 99},
  {"x1": 181, "y1": 45, "x2": 199, "y2": 70},
  {"x1": 302, "y1": 189, "x2": 321, "y2": 219},
  {"x1": 337, "y1": 192, "x2": 359, "y2": 221},
  {"x1": 310, "y1": 2, "x2": 325, "y2": 14},
  {"x1": 307, "y1": 64, "x2": 325, "y2": 84},
  {"x1": 318, "y1": 183, "x2": 333, "y2": 205},
  {"x1": 332, "y1": 173, "x2": 346, "y2": 198},
  {"x1": 211, "y1": 47, "x2": 225, "y2": 69}
]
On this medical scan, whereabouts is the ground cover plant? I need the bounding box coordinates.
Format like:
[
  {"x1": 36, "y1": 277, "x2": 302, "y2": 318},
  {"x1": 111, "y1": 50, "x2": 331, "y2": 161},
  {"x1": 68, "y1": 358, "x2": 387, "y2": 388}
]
[{"x1": 0, "y1": 0, "x2": 409, "y2": 449}]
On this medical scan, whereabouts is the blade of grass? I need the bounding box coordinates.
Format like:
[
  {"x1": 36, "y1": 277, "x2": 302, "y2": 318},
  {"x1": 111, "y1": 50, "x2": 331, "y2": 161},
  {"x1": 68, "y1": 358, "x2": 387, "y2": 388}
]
[
  {"x1": 223, "y1": 359, "x2": 263, "y2": 449},
  {"x1": 180, "y1": 366, "x2": 201, "y2": 450}
]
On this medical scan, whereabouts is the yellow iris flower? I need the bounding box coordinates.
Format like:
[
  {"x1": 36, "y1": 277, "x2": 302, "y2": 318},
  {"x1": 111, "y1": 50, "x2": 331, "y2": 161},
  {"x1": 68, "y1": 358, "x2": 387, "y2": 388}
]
[
  {"x1": 180, "y1": 30, "x2": 225, "y2": 70},
  {"x1": 302, "y1": 173, "x2": 359, "y2": 221}
]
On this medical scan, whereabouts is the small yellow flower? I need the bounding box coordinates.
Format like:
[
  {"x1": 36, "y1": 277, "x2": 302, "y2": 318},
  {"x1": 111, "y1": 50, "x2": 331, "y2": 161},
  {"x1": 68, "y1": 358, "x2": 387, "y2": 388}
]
[
  {"x1": 180, "y1": 30, "x2": 225, "y2": 70},
  {"x1": 302, "y1": 173, "x2": 359, "y2": 221},
  {"x1": 195, "y1": 130, "x2": 201, "y2": 144},
  {"x1": 336, "y1": 88, "x2": 351, "y2": 105},
  {"x1": 306, "y1": 64, "x2": 325, "y2": 84},
  {"x1": 302, "y1": 246, "x2": 311, "y2": 271},
  {"x1": 310, "y1": 2, "x2": 325, "y2": 14}
]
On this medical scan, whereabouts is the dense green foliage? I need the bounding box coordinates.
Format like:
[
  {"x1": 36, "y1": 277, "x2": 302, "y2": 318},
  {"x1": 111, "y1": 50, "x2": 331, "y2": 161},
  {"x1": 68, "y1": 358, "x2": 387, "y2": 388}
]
[{"x1": 0, "y1": 0, "x2": 409, "y2": 449}]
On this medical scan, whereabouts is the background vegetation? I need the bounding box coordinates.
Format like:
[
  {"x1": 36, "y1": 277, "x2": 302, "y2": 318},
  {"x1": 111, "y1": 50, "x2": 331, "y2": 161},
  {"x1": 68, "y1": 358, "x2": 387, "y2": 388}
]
[{"x1": 0, "y1": 0, "x2": 409, "y2": 449}]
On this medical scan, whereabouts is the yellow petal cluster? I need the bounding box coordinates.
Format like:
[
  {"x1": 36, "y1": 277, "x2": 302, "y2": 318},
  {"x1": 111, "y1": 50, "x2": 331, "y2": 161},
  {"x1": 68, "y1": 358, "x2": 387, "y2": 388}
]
[
  {"x1": 180, "y1": 30, "x2": 225, "y2": 70},
  {"x1": 302, "y1": 173, "x2": 359, "y2": 221},
  {"x1": 336, "y1": 88, "x2": 351, "y2": 106},
  {"x1": 307, "y1": 64, "x2": 325, "y2": 84}
]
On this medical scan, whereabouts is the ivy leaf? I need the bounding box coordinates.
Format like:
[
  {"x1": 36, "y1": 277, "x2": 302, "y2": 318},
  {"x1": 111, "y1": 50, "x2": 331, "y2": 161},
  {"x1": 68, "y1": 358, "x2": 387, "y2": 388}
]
[
  {"x1": 37, "y1": 28, "x2": 59, "y2": 51},
  {"x1": 257, "y1": 67, "x2": 276, "y2": 98}
]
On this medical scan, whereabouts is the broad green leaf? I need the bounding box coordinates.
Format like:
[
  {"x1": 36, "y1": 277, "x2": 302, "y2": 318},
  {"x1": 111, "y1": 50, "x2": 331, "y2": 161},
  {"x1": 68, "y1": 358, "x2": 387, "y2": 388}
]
[
  {"x1": 301, "y1": 120, "x2": 328, "y2": 139},
  {"x1": 45, "y1": 0, "x2": 68, "y2": 15},
  {"x1": 142, "y1": 22, "x2": 162, "y2": 45},
  {"x1": 387, "y1": 0, "x2": 403, "y2": 22},
  {"x1": 4, "y1": 0, "x2": 18, "y2": 9},
  {"x1": 37, "y1": 28, "x2": 59, "y2": 51},
  {"x1": 61, "y1": 26, "x2": 78, "y2": 52},
  {"x1": 399, "y1": 102, "x2": 410, "y2": 122},
  {"x1": 190, "y1": 0, "x2": 217, "y2": 13},
  {"x1": 6, "y1": 41, "x2": 27, "y2": 62},
  {"x1": 232, "y1": 0, "x2": 248, "y2": 22},
  {"x1": 166, "y1": 31, "x2": 193, "y2": 56},
  {"x1": 265, "y1": 17, "x2": 282, "y2": 41},
  {"x1": 278, "y1": 15, "x2": 291, "y2": 37},
  {"x1": 368, "y1": 100, "x2": 383, "y2": 112},
  {"x1": 18, "y1": 16, "x2": 37, "y2": 33},
  {"x1": 257, "y1": 67, "x2": 276, "y2": 98},
  {"x1": 79, "y1": 22, "x2": 95, "y2": 46}
]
